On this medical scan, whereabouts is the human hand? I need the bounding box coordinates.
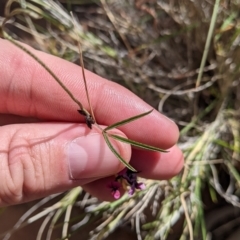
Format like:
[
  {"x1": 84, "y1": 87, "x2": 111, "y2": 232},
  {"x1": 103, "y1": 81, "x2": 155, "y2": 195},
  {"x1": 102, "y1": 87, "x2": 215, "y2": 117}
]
[{"x1": 0, "y1": 38, "x2": 184, "y2": 206}]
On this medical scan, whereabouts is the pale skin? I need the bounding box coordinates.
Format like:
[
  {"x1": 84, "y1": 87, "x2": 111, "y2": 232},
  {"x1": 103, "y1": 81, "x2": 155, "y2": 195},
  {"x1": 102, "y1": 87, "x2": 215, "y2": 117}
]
[{"x1": 0, "y1": 38, "x2": 184, "y2": 206}]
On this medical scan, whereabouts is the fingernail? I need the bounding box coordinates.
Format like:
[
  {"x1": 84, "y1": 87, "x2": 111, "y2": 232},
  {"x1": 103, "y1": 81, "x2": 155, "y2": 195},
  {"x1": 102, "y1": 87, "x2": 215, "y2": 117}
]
[{"x1": 67, "y1": 133, "x2": 123, "y2": 180}]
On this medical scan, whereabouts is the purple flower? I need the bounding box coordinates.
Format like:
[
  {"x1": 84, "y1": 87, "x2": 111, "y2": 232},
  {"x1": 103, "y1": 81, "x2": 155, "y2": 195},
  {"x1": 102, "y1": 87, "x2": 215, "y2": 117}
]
[
  {"x1": 128, "y1": 182, "x2": 146, "y2": 195},
  {"x1": 116, "y1": 168, "x2": 139, "y2": 185},
  {"x1": 108, "y1": 181, "x2": 121, "y2": 199},
  {"x1": 116, "y1": 168, "x2": 145, "y2": 197},
  {"x1": 108, "y1": 168, "x2": 146, "y2": 199}
]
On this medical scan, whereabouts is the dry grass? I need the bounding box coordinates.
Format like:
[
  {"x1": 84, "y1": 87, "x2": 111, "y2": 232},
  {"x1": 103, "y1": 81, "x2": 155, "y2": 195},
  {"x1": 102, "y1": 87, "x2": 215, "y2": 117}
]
[{"x1": 1, "y1": 0, "x2": 240, "y2": 239}]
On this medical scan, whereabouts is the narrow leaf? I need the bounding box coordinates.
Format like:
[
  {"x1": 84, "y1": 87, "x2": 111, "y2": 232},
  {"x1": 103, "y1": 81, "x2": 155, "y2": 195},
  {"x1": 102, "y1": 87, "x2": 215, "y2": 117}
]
[
  {"x1": 102, "y1": 132, "x2": 137, "y2": 172},
  {"x1": 104, "y1": 109, "x2": 153, "y2": 131},
  {"x1": 109, "y1": 134, "x2": 168, "y2": 152}
]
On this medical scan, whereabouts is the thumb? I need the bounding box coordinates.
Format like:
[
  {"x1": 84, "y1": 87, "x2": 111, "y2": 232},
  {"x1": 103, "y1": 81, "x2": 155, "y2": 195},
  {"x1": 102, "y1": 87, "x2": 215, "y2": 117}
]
[{"x1": 0, "y1": 123, "x2": 131, "y2": 206}]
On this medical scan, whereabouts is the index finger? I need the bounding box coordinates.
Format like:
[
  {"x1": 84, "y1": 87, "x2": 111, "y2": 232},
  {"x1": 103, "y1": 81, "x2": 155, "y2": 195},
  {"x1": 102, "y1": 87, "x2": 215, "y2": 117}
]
[{"x1": 0, "y1": 38, "x2": 179, "y2": 149}]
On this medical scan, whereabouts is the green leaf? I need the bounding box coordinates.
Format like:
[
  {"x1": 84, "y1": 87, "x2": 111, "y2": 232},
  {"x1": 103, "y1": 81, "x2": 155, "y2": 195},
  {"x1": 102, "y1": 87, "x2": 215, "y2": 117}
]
[
  {"x1": 104, "y1": 109, "x2": 153, "y2": 132},
  {"x1": 109, "y1": 134, "x2": 168, "y2": 152},
  {"x1": 102, "y1": 132, "x2": 137, "y2": 172}
]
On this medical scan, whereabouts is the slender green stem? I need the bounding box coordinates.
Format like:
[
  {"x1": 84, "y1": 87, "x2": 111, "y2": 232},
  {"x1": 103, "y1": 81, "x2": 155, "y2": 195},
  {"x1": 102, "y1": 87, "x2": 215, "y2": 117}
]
[
  {"x1": 70, "y1": 12, "x2": 96, "y2": 123},
  {"x1": 3, "y1": 32, "x2": 85, "y2": 111},
  {"x1": 195, "y1": 0, "x2": 220, "y2": 87}
]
